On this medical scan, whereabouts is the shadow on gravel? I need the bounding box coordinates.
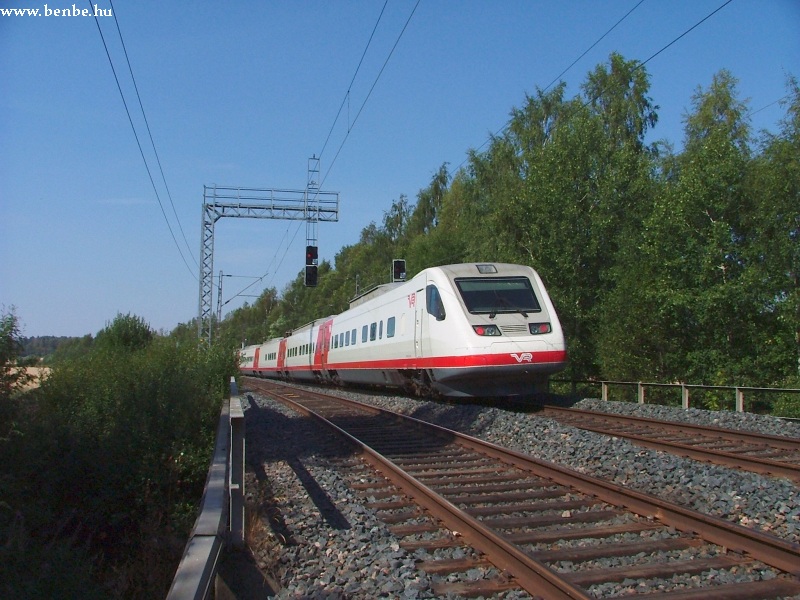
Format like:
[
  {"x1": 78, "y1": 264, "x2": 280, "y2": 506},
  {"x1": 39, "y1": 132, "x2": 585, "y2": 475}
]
[
  {"x1": 216, "y1": 547, "x2": 277, "y2": 598},
  {"x1": 287, "y1": 456, "x2": 351, "y2": 530},
  {"x1": 245, "y1": 394, "x2": 353, "y2": 534}
]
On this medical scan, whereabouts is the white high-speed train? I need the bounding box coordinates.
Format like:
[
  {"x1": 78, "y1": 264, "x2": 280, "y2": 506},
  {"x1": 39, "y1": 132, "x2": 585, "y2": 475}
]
[{"x1": 239, "y1": 263, "x2": 567, "y2": 398}]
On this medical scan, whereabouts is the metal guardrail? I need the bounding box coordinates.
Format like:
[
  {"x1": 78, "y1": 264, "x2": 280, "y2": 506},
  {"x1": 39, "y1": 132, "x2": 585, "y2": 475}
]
[
  {"x1": 166, "y1": 378, "x2": 245, "y2": 600},
  {"x1": 552, "y1": 379, "x2": 799, "y2": 413}
]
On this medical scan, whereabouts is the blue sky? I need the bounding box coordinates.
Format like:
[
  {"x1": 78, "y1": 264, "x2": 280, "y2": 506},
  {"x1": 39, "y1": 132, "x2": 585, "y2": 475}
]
[{"x1": 1, "y1": 0, "x2": 798, "y2": 337}]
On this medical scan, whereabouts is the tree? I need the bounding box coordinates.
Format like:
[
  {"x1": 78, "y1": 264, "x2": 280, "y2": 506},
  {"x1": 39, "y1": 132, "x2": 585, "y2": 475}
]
[
  {"x1": 747, "y1": 76, "x2": 800, "y2": 381},
  {"x1": 0, "y1": 307, "x2": 33, "y2": 401},
  {"x1": 622, "y1": 71, "x2": 755, "y2": 384},
  {"x1": 95, "y1": 313, "x2": 154, "y2": 352},
  {"x1": 407, "y1": 163, "x2": 450, "y2": 238},
  {"x1": 582, "y1": 52, "x2": 659, "y2": 151},
  {"x1": 471, "y1": 54, "x2": 660, "y2": 381}
]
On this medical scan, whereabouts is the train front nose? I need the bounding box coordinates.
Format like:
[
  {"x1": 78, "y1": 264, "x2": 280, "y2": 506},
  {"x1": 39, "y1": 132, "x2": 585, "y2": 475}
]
[{"x1": 427, "y1": 340, "x2": 567, "y2": 397}]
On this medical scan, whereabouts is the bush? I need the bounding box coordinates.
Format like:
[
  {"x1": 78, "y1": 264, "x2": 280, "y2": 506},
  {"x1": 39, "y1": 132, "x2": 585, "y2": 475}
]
[
  {"x1": 1, "y1": 307, "x2": 34, "y2": 401},
  {"x1": 0, "y1": 314, "x2": 237, "y2": 598},
  {"x1": 773, "y1": 376, "x2": 800, "y2": 418}
]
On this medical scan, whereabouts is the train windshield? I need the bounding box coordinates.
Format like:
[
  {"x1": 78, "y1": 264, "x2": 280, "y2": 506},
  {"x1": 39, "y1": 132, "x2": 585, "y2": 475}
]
[{"x1": 455, "y1": 277, "x2": 542, "y2": 316}]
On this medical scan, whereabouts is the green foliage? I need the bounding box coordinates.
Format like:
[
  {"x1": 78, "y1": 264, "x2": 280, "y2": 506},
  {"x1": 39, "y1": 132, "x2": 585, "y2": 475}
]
[
  {"x1": 95, "y1": 312, "x2": 154, "y2": 352},
  {"x1": 1, "y1": 307, "x2": 35, "y2": 400},
  {"x1": 0, "y1": 511, "x2": 106, "y2": 600},
  {"x1": 20, "y1": 335, "x2": 77, "y2": 361},
  {"x1": 773, "y1": 376, "x2": 800, "y2": 418},
  {"x1": 48, "y1": 333, "x2": 95, "y2": 364},
  {"x1": 0, "y1": 315, "x2": 237, "y2": 598},
  {"x1": 221, "y1": 55, "x2": 799, "y2": 399}
]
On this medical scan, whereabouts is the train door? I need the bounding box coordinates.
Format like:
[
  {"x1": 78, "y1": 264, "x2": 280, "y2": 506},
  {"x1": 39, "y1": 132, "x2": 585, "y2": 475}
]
[
  {"x1": 417, "y1": 278, "x2": 447, "y2": 360},
  {"x1": 308, "y1": 325, "x2": 316, "y2": 368},
  {"x1": 277, "y1": 339, "x2": 287, "y2": 374},
  {"x1": 414, "y1": 284, "x2": 426, "y2": 359},
  {"x1": 253, "y1": 347, "x2": 261, "y2": 374},
  {"x1": 314, "y1": 319, "x2": 334, "y2": 372}
]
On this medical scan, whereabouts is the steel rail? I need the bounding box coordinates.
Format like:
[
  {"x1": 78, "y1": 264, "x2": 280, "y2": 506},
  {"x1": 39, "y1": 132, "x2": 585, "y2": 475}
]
[
  {"x1": 541, "y1": 406, "x2": 800, "y2": 482},
  {"x1": 248, "y1": 379, "x2": 800, "y2": 591},
  {"x1": 260, "y1": 384, "x2": 590, "y2": 599}
]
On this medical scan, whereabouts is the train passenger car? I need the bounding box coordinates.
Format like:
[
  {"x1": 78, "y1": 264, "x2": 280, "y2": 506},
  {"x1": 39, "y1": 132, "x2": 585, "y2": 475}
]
[{"x1": 240, "y1": 263, "x2": 567, "y2": 398}]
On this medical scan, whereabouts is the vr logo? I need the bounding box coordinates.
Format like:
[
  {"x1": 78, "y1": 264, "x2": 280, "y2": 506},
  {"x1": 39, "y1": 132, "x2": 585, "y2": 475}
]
[{"x1": 511, "y1": 352, "x2": 533, "y2": 363}]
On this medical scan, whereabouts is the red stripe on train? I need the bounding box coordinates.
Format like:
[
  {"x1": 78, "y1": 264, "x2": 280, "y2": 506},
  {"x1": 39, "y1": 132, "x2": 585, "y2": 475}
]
[{"x1": 249, "y1": 350, "x2": 567, "y2": 373}]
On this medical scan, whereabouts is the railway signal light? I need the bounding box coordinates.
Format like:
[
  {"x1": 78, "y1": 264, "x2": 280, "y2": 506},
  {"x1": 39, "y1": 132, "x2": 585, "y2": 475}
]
[
  {"x1": 392, "y1": 259, "x2": 406, "y2": 282},
  {"x1": 305, "y1": 246, "x2": 318, "y2": 287},
  {"x1": 304, "y1": 265, "x2": 318, "y2": 287},
  {"x1": 306, "y1": 245, "x2": 318, "y2": 266}
]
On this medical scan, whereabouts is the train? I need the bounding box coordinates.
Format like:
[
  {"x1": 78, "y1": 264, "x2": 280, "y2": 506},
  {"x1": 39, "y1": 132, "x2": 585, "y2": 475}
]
[{"x1": 239, "y1": 262, "x2": 567, "y2": 398}]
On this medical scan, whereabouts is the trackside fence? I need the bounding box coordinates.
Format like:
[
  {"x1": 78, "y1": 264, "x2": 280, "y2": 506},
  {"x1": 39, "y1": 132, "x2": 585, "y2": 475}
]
[
  {"x1": 551, "y1": 379, "x2": 800, "y2": 414},
  {"x1": 166, "y1": 378, "x2": 245, "y2": 600}
]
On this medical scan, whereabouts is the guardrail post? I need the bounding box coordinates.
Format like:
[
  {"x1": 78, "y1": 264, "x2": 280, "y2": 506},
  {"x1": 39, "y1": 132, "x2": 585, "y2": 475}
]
[
  {"x1": 601, "y1": 382, "x2": 608, "y2": 402},
  {"x1": 735, "y1": 387, "x2": 744, "y2": 413},
  {"x1": 229, "y1": 378, "x2": 245, "y2": 548},
  {"x1": 681, "y1": 384, "x2": 689, "y2": 410},
  {"x1": 637, "y1": 382, "x2": 645, "y2": 404}
]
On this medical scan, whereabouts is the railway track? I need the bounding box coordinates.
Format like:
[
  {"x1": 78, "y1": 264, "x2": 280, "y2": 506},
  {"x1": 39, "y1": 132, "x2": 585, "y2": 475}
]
[
  {"x1": 539, "y1": 406, "x2": 800, "y2": 483},
  {"x1": 245, "y1": 378, "x2": 800, "y2": 599}
]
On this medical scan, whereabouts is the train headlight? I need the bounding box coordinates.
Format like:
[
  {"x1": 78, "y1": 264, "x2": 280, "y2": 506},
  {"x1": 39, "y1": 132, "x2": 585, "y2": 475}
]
[
  {"x1": 473, "y1": 325, "x2": 501, "y2": 336},
  {"x1": 529, "y1": 322, "x2": 552, "y2": 334}
]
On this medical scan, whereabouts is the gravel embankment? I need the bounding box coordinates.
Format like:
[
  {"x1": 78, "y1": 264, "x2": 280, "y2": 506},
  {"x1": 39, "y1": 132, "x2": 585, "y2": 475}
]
[{"x1": 242, "y1": 385, "x2": 800, "y2": 599}]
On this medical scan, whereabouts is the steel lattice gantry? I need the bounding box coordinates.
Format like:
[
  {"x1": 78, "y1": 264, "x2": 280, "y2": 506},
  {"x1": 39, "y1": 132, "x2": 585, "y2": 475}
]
[{"x1": 198, "y1": 184, "x2": 339, "y2": 343}]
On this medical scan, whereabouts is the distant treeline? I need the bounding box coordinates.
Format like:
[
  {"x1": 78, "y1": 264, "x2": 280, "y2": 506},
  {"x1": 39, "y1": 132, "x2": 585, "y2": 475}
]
[
  {"x1": 21, "y1": 334, "x2": 93, "y2": 362},
  {"x1": 212, "y1": 53, "x2": 799, "y2": 411}
]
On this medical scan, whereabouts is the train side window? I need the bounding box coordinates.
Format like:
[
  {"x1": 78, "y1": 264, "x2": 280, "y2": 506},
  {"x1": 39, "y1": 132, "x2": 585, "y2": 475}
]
[
  {"x1": 387, "y1": 316, "x2": 396, "y2": 338},
  {"x1": 370, "y1": 322, "x2": 377, "y2": 341},
  {"x1": 339, "y1": 333, "x2": 344, "y2": 348},
  {"x1": 426, "y1": 284, "x2": 446, "y2": 321},
  {"x1": 379, "y1": 321, "x2": 383, "y2": 339},
  {"x1": 351, "y1": 328, "x2": 357, "y2": 344},
  {"x1": 345, "y1": 330, "x2": 350, "y2": 346},
  {"x1": 362, "y1": 325, "x2": 368, "y2": 343},
  {"x1": 333, "y1": 336, "x2": 338, "y2": 349}
]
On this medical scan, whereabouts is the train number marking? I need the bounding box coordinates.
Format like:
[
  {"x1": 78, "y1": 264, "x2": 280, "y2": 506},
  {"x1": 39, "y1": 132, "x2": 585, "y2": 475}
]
[{"x1": 511, "y1": 352, "x2": 534, "y2": 363}]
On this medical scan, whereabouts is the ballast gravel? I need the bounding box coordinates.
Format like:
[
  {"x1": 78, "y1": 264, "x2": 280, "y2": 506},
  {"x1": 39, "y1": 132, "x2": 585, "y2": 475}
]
[{"x1": 241, "y1": 385, "x2": 800, "y2": 599}]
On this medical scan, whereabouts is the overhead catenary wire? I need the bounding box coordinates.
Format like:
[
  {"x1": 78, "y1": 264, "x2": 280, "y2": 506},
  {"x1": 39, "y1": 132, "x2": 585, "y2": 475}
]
[
  {"x1": 249, "y1": 0, "x2": 418, "y2": 306},
  {"x1": 247, "y1": 1, "x2": 391, "y2": 300},
  {"x1": 90, "y1": 0, "x2": 197, "y2": 280},
  {"x1": 636, "y1": 0, "x2": 733, "y2": 69},
  {"x1": 223, "y1": 220, "x2": 304, "y2": 310},
  {"x1": 459, "y1": 0, "x2": 647, "y2": 165},
  {"x1": 318, "y1": 0, "x2": 389, "y2": 161},
  {"x1": 542, "y1": 0, "x2": 648, "y2": 96},
  {"x1": 319, "y1": 0, "x2": 422, "y2": 191},
  {"x1": 748, "y1": 95, "x2": 792, "y2": 119},
  {"x1": 455, "y1": 0, "x2": 735, "y2": 173},
  {"x1": 107, "y1": 0, "x2": 198, "y2": 270}
]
